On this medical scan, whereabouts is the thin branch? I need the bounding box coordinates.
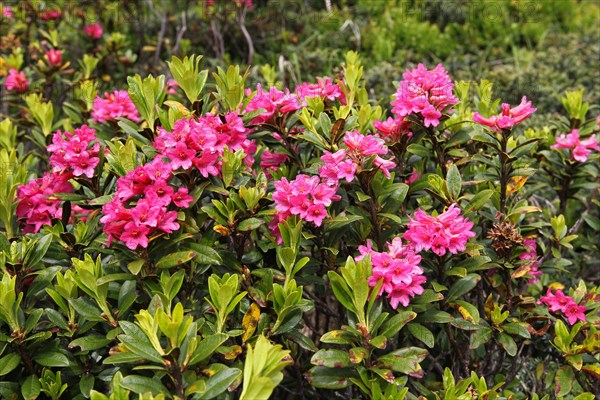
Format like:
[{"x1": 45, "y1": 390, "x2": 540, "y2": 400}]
[
  {"x1": 172, "y1": 9, "x2": 188, "y2": 56},
  {"x1": 153, "y1": 0, "x2": 168, "y2": 66},
  {"x1": 237, "y1": 7, "x2": 254, "y2": 64}
]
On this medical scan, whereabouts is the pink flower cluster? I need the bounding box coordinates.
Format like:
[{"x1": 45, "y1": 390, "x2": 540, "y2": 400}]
[
  {"x1": 271, "y1": 174, "x2": 340, "y2": 229},
  {"x1": 84, "y1": 23, "x2": 103, "y2": 39},
  {"x1": 519, "y1": 238, "x2": 541, "y2": 284},
  {"x1": 154, "y1": 112, "x2": 256, "y2": 176},
  {"x1": 403, "y1": 204, "x2": 476, "y2": 256},
  {"x1": 539, "y1": 289, "x2": 586, "y2": 325},
  {"x1": 244, "y1": 84, "x2": 301, "y2": 125},
  {"x1": 5, "y1": 69, "x2": 29, "y2": 93},
  {"x1": 16, "y1": 172, "x2": 73, "y2": 234},
  {"x1": 92, "y1": 90, "x2": 141, "y2": 124},
  {"x1": 550, "y1": 129, "x2": 600, "y2": 162},
  {"x1": 101, "y1": 158, "x2": 194, "y2": 250},
  {"x1": 373, "y1": 117, "x2": 413, "y2": 144},
  {"x1": 319, "y1": 130, "x2": 396, "y2": 184},
  {"x1": 473, "y1": 97, "x2": 536, "y2": 133},
  {"x1": 391, "y1": 64, "x2": 458, "y2": 127},
  {"x1": 47, "y1": 125, "x2": 100, "y2": 178},
  {"x1": 357, "y1": 238, "x2": 425, "y2": 309},
  {"x1": 296, "y1": 77, "x2": 345, "y2": 105}
]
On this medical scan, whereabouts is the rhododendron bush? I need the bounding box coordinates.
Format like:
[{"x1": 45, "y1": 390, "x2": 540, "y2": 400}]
[{"x1": 1, "y1": 4, "x2": 600, "y2": 400}]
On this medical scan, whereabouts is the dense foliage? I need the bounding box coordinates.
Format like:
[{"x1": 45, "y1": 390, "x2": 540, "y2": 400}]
[{"x1": 1, "y1": 1, "x2": 599, "y2": 399}]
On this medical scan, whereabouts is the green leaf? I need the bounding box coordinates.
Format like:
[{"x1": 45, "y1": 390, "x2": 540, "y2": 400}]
[
  {"x1": 310, "y1": 349, "x2": 351, "y2": 368},
  {"x1": 200, "y1": 368, "x2": 242, "y2": 399},
  {"x1": 376, "y1": 347, "x2": 428, "y2": 377},
  {"x1": 155, "y1": 251, "x2": 197, "y2": 269},
  {"x1": 407, "y1": 323, "x2": 435, "y2": 348},
  {"x1": 327, "y1": 272, "x2": 355, "y2": 313},
  {"x1": 446, "y1": 164, "x2": 462, "y2": 200},
  {"x1": 21, "y1": 375, "x2": 41, "y2": 400},
  {"x1": 80, "y1": 374, "x2": 95, "y2": 398},
  {"x1": 305, "y1": 366, "x2": 354, "y2": 389},
  {"x1": 33, "y1": 351, "x2": 70, "y2": 367},
  {"x1": 70, "y1": 297, "x2": 104, "y2": 321},
  {"x1": 446, "y1": 275, "x2": 480, "y2": 302},
  {"x1": 469, "y1": 326, "x2": 493, "y2": 350},
  {"x1": 119, "y1": 322, "x2": 165, "y2": 364},
  {"x1": 69, "y1": 335, "x2": 112, "y2": 352},
  {"x1": 497, "y1": 332, "x2": 517, "y2": 356},
  {"x1": 418, "y1": 310, "x2": 454, "y2": 324},
  {"x1": 189, "y1": 243, "x2": 223, "y2": 265},
  {"x1": 465, "y1": 189, "x2": 494, "y2": 212},
  {"x1": 188, "y1": 334, "x2": 229, "y2": 366},
  {"x1": 320, "y1": 330, "x2": 358, "y2": 345},
  {"x1": 0, "y1": 353, "x2": 20, "y2": 376},
  {"x1": 502, "y1": 322, "x2": 531, "y2": 339},
  {"x1": 238, "y1": 218, "x2": 264, "y2": 231},
  {"x1": 120, "y1": 375, "x2": 169, "y2": 396},
  {"x1": 555, "y1": 366, "x2": 574, "y2": 397},
  {"x1": 378, "y1": 311, "x2": 416, "y2": 338},
  {"x1": 26, "y1": 234, "x2": 53, "y2": 268},
  {"x1": 127, "y1": 260, "x2": 145, "y2": 275}
]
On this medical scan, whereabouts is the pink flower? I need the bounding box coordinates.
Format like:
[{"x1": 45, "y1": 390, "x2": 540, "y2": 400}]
[
  {"x1": 551, "y1": 129, "x2": 600, "y2": 162},
  {"x1": 391, "y1": 64, "x2": 458, "y2": 127},
  {"x1": 473, "y1": 97, "x2": 536, "y2": 133},
  {"x1": 260, "y1": 149, "x2": 289, "y2": 177},
  {"x1": 47, "y1": 125, "x2": 100, "y2": 178},
  {"x1": 40, "y1": 9, "x2": 61, "y2": 21},
  {"x1": 45, "y1": 49, "x2": 63, "y2": 67},
  {"x1": 2, "y1": 5, "x2": 14, "y2": 20},
  {"x1": 156, "y1": 113, "x2": 255, "y2": 175},
  {"x1": 296, "y1": 77, "x2": 346, "y2": 105},
  {"x1": 244, "y1": 84, "x2": 301, "y2": 125},
  {"x1": 84, "y1": 23, "x2": 103, "y2": 39},
  {"x1": 403, "y1": 204, "x2": 476, "y2": 256},
  {"x1": 538, "y1": 289, "x2": 586, "y2": 325},
  {"x1": 5, "y1": 69, "x2": 29, "y2": 93},
  {"x1": 519, "y1": 238, "x2": 542, "y2": 283},
  {"x1": 165, "y1": 142, "x2": 196, "y2": 170},
  {"x1": 121, "y1": 221, "x2": 150, "y2": 250},
  {"x1": 373, "y1": 117, "x2": 413, "y2": 143},
  {"x1": 16, "y1": 172, "x2": 74, "y2": 233},
  {"x1": 357, "y1": 237, "x2": 425, "y2": 309},
  {"x1": 172, "y1": 188, "x2": 194, "y2": 208},
  {"x1": 92, "y1": 90, "x2": 140, "y2": 123},
  {"x1": 319, "y1": 131, "x2": 396, "y2": 183},
  {"x1": 101, "y1": 160, "x2": 189, "y2": 249},
  {"x1": 165, "y1": 79, "x2": 179, "y2": 95},
  {"x1": 563, "y1": 303, "x2": 587, "y2": 325},
  {"x1": 271, "y1": 174, "x2": 340, "y2": 234},
  {"x1": 130, "y1": 200, "x2": 161, "y2": 227},
  {"x1": 406, "y1": 170, "x2": 420, "y2": 185}
]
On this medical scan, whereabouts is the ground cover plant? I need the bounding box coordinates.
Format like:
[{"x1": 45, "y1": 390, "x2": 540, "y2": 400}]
[{"x1": 0, "y1": 1, "x2": 599, "y2": 399}]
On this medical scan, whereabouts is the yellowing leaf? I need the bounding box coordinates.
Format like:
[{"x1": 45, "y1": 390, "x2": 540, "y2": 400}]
[
  {"x1": 222, "y1": 345, "x2": 242, "y2": 360},
  {"x1": 163, "y1": 100, "x2": 191, "y2": 115},
  {"x1": 507, "y1": 175, "x2": 528, "y2": 194},
  {"x1": 242, "y1": 303, "x2": 260, "y2": 343},
  {"x1": 548, "y1": 282, "x2": 565, "y2": 291}
]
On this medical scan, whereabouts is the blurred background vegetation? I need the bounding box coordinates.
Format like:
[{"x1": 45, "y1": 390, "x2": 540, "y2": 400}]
[{"x1": 3, "y1": 0, "x2": 600, "y2": 116}]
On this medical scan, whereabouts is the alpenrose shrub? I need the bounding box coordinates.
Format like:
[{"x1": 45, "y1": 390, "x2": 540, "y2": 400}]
[{"x1": 1, "y1": 52, "x2": 599, "y2": 400}]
